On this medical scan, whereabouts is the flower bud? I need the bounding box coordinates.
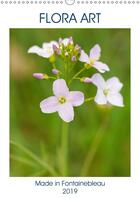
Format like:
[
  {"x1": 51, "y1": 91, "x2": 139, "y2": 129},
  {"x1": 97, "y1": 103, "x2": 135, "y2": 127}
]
[
  {"x1": 59, "y1": 38, "x2": 62, "y2": 44},
  {"x1": 84, "y1": 77, "x2": 92, "y2": 83},
  {"x1": 53, "y1": 44, "x2": 61, "y2": 55},
  {"x1": 33, "y1": 73, "x2": 49, "y2": 80},
  {"x1": 33, "y1": 73, "x2": 44, "y2": 79},
  {"x1": 69, "y1": 36, "x2": 73, "y2": 45},
  {"x1": 71, "y1": 56, "x2": 77, "y2": 62},
  {"x1": 75, "y1": 44, "x2": 81, "y2": 53},
  {"x1": 81, "y1": 77, "x2": 92, "y2": 83},
  {"x1": 52, "y1": 69, "x2": 60, "y2": 75},
  {"x1": 65, "y1": 51, "x2": 69, "y2": 56}
]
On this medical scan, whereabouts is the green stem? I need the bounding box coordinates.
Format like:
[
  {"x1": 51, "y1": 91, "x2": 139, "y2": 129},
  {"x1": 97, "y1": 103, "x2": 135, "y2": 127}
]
[
  {"x1": 84, "y1": 97, "x2": 95, "y2": 103},
  {"x1": 69, "y1": 67, "x2": 86, "y2": 85},
  {"x1": 73, "y1": 77, "x2": 81, "y2": 80},
  {"x1": 61, "y1": 122, "x2": 69, "y2": 176},
  {"x1": 64, "y1": 60, "x2": 69, "y2": 83},
  {"x1": 80, "y1": 118, "x2": 108, "y2": 176},
  {"x1": 49, "y1": 76, "x2": 57, "y2": 80},
  {"x1": 52, "y1": 63, "x2": 56, "y2": 69},
  {"x1": 10, "y1": 140, "x2": 58, "y2": 176}
]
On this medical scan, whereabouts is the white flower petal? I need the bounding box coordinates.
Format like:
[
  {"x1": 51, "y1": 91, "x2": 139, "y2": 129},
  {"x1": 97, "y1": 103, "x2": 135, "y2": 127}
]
[
  {"x1": 58, "y1": 102, "x2": 74, "y2": 122},
  {"x1": 94, "y1": 61, "x2": 110, "y2": 73},
  {"x1": 68, "y1": 91, "x2": 84, "y2": 106},
  {"x1": 91, "y1": 73, "x2": 106, "y2": 89},
  {"x1": 43, "y1": 41, "x2": 58, "y2": 48},
  {"x1": 42, "y1": 43, "x2": 54, "y2": 57},
  {"x1": 94, "y1": 88, "x2": 107, "y2": 105},
  {"x1": 53, "y1": 79, "x2": 69, "y2": 97},
  {"x1": 28, "y1": 45, "x2": 51, "y2": 58},
  {"x1": 90, "y1": 44, "x2": 101, "y2": 60},
  {"x1": 106, "y1": 77, "x2": 123, "y2": 92},
  {"x1": 62, "y1": 38, "x2": 70, "y2": 46},
  {"x1": 28, "y1": 46, "x2": 40, "y2": 54},
  {"x1": 79, "y1": 50, "x2": 89, "y2": 63},
  {"x1": 40, "y1": 96, "x2": 58, "y2": 113},
  {"x1": 107, "y1": 93, "x2": 124, "y2": 107},
  {"x1": 28, "y1": 45, "x2": 45, "y2": 57}
]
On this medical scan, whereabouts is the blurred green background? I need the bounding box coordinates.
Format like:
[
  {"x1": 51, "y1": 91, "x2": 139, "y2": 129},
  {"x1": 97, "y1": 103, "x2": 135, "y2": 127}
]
[{"x1": 10, "y1": 29, "x2": 130, "y2": 177}]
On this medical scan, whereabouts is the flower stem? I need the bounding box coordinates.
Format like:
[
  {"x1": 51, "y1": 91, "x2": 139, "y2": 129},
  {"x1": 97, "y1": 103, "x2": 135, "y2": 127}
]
[
  {"x1": 69, "y1": 67, "x2": 86, "y2": 85},
  {"x1": 64, "y1": 60, "x2": 69, "y2": 83},
  {"x1": 61, "y1": 121, "x2": 69, "y2": 176},
  {"x1": 49, "y1": 76, "x2": 57, "y2": 80},
  {"x1": 80, "y1": 117, "x2": 108, "y2": 176},
  {"x1": 84, "y1": 97, "x2": 95, "y2": 103}
]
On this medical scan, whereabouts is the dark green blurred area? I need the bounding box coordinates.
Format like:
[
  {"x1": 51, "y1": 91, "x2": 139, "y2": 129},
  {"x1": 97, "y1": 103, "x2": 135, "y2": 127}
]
[{"x1": 10, "y1": 29, "x2": 130, "y2": 177}]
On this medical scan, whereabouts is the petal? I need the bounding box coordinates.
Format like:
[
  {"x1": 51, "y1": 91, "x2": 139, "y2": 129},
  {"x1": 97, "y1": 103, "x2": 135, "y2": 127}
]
[
  {"x1": 94, "y1": 88, "x2": 107, "y2": 105},
  {"x1": 50, "y1": 41, "x2": 59, "y2": 48},
  {"x1": 28, "y1": 45, "x2": 51, "y2": 58},
  {"x1": 68, "y1": 91, "x2": 84, "y2": 106},
  {"x1": 107, "y1": 93, "x2": 124, "y2": 107},
  {"x1": 106, "y1": 77, "x2": 123, "y2": 92},
  {"x1": 28, "y1": 45, "x2": 44, "y2": 56},
  {"x1": 94, "y1": 61, "x2": 110, "y2": 73},
  {"x1": 42, "y1": 42, "x2": 51, "y2": 49},
  {"x1": 40, "y1": 96, "x2": 58, "y2": 113},
  {"x1": 62, "y1": 38, "x2": 70, "y2": 46},
  {"x1": 91, "y1": 73, "x2": 106, "y2": 89},
  {"x1": 42, "y1": 43, "x2": 54, "y2": 57},
  {"x1": 58, "y1": 102, "x2": 74, "y2": 122},
  {"x1": 79, "y1": 50, "x2": 89, "y2": 63},
  {"x1": 53, "y1": 79, "x2": 69, "y2": 97},
  {"x1": 90, "y1": 44, "x2": 101, "y2": 60},
  {"x1": 42, "y1": 41, "x2": 59, "y2": 52}
]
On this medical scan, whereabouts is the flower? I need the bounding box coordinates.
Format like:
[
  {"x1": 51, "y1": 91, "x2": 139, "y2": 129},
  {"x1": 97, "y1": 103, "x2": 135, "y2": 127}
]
[
  {"x1": 28, "y1": 41, "x2": 59, "y2": 58},
  {"x1": 59, "y1": 37, "x2": 73, "y2": 47},
  {"x1": 91, "y1": 73, "x2": 124, "y2": 107},
  {"x1": 79, "y1": 44, "x2": 110, "y2": 73},
  {"x1": 40, "y1": 79, "x2": 84, "y2": 122}
]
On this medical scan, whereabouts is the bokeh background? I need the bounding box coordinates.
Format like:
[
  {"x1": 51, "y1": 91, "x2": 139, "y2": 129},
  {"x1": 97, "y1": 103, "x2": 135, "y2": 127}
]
[{"x1": 10, "y1": 29, "x2": 130, "y2": 177}]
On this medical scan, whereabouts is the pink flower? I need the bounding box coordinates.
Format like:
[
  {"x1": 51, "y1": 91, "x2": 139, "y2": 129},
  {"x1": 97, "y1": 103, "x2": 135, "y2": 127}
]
[
  {"x1": 28, "y1": 41, "x2": 59, "y2": 58},
  {"x1": 79, "y1": 44, "x2": 110, "y2": 73},
  {"x1": 91, "y1": 73, "x2": 124, "y2": 107},
  {"x1": 40, "y1": 79, "x2": 84, "y2": 122}
]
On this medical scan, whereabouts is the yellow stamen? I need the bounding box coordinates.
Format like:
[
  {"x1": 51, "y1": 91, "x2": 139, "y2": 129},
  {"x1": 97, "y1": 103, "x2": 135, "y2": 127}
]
[
  {"x1": 103, "y1": 89, "x2": 110, "y2": 96},
  {"x1": 59, "y1": 96, "x2": 66, "y2": 104}
]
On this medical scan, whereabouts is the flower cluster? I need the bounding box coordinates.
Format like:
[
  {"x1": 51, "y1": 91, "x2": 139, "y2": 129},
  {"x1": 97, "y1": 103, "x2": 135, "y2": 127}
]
[{"x1": 28, "y1": 37, "x2": 124, "y2": 122}]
